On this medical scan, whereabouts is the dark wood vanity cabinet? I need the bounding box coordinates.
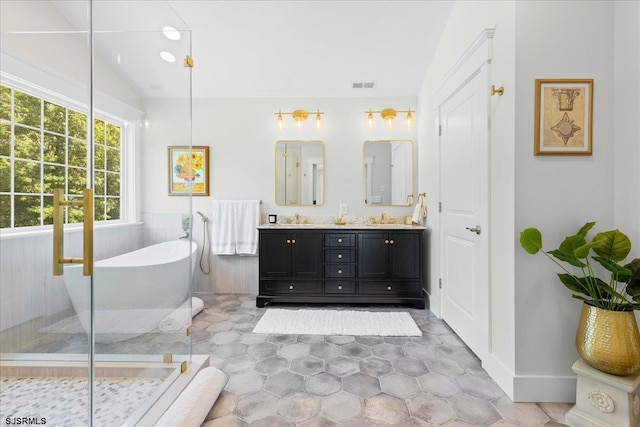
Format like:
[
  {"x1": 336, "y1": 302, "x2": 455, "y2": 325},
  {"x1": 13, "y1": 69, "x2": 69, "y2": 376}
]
[{"x1": 257, "y1": 228, "x2": 425, "y2": 308}]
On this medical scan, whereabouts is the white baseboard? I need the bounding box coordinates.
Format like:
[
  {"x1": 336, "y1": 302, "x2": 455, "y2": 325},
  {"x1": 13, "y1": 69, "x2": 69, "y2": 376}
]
[
  {"x1": 482, "y1": 354, "x2": 577, "y2": 403},
  {"x1": 482, "y1": 353, "x2": 515, "y2": 400},
  {"x1": 513, "y1": 374, "x2": 577, "y2": 403}
]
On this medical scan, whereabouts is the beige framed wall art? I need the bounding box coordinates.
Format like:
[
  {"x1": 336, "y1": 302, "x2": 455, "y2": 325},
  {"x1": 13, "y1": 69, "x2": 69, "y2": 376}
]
[
  {"x1": 534, "y1": 79, "x2": 593, "y2": 155},
  {"x1": 168, "y1": 146, "x2": 210, "y2": 196}
]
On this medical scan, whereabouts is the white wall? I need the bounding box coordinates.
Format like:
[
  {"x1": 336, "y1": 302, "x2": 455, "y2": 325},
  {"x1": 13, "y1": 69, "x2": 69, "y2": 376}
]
[
  {"x1": 513, "y1": 1, "x2": 616, "y2": 401},
  {"x1": 612, "y1": 2, "x2": 640, "y2": 328},
  {"x1": 141, "y1": 97, "x2": 418, "y2": 293},
  {"x1": 417, "y1": 0, "x2": 517, "y2": 397}
]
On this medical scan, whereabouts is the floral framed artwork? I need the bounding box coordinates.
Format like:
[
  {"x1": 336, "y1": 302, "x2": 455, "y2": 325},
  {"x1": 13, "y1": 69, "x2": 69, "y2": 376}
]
[
  {"x1": 168, "y1": 146, "x2": 209, "y2": 196},
  {"x1": 534, "y1": 79, "x2": 593, "y2": 155}
]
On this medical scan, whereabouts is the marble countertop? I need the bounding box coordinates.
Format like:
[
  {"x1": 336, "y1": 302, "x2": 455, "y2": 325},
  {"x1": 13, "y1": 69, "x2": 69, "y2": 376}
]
[{"x1": 258, "y1": 223, "x2": 427, "y2": 230}]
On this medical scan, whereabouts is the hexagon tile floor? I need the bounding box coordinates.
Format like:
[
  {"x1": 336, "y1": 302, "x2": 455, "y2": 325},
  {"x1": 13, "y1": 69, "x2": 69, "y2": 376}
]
[{"x1": 194, "y1": 294, "x2": 572, "y2": 427}]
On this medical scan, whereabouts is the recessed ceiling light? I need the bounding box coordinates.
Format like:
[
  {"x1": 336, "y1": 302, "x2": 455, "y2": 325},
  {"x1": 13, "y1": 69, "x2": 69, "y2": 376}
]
[
  {"x1": 160, "y1": 51, "x2": 176, "y2": 63},
  {"x1": 162, "y1": 26, "x2": 181, "y2": 41}
]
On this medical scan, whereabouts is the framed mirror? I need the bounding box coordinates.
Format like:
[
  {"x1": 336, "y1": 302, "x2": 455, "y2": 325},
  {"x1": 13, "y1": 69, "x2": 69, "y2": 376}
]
[
  {"x1": 275, "y1": 140, "x2": 324, "y2": 206},
  {"x1": 363, "y1": 140, "x2": 414, "y2": 206}
]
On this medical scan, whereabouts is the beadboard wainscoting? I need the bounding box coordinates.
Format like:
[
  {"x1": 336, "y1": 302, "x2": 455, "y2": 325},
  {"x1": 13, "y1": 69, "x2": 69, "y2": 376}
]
[{"x1": 0, "y1": 224, "x2": 144, "y2": 351}]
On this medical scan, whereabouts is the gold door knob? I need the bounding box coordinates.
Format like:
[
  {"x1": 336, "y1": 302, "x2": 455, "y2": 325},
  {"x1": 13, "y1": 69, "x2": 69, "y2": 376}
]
[
  {"x1": 338, "y1": 285, "x2": 343, "y2": 290},
  {"x1": 289, "y1": 285, "x2": 294, "y2": 290},
  {"x1": 291, "y1": 239, "x2": 296, "y2": 244},
  {"x1": 337, "y1": 269, "x2": 343, "y2": 274},
  {"x1": 338, "y1": 238, "x2": 343, "y2": 243},
  {"x1": 384, "y1": 240, "x2": 389, "y2": 244},
  {"x1": 286, "y1": 239, "x2": 291, "y2": 244},
  {"x1": 390, "y1": 240, "x2": 394, "y2": 245},
  {"x1": 387, "y1": 285, "x2": 392, "y2": 291},
  {"x1": 337, "y1": 254, "x2": 343, "y2": 259}
]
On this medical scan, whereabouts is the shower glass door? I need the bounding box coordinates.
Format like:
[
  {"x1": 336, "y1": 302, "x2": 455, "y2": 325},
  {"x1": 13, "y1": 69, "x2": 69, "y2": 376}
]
[{"x1": 0, "y1": 1, "x2": 193, "y2": 425}]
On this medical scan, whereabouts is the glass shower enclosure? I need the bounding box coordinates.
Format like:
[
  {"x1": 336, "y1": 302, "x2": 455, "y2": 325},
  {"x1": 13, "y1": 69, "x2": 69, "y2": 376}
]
[{"x1": 0, "y1": 1, "x2": 195, "y2": 425}]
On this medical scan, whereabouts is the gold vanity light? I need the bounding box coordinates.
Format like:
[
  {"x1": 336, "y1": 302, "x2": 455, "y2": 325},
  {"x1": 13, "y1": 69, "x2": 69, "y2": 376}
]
[
  {"x1": 365, "y1": 108, "x2": 415, "y2": 130},
  {"x1": 275, "y1": 109, "x2": 324, "y2": 131}
]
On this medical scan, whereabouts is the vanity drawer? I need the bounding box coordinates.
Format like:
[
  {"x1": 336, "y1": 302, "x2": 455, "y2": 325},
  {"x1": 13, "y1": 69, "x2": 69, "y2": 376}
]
[
  {"x1": 325, "y1": 249, "x2": 355, "y2": 263},
  {"x1": 325, "y1": 264, "x2": 356, "y2": 278},
  {"x1": 261, "y1": 280, "x2": 322, "y2": 295},
  {"x1": 324, "y1": 280, "x2": 356, "y2": 294},
  {"x1": 325, "y1": 233, "x2": 355, "y2": 247},
  {"x1": 358, "y1": 281, "x2": 421, "y2": 296}
]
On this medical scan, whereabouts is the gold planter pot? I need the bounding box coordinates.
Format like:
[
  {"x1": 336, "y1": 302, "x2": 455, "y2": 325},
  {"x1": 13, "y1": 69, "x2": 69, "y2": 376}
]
[{"x1": 575, "y1": 303, "x2": 640, "y2": 376}]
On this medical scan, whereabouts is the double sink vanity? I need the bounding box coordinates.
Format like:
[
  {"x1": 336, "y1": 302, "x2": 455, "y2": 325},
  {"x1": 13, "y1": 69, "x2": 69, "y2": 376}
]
[{"x1": 257, "y1": 223, "x2": 426, "y2": 309}]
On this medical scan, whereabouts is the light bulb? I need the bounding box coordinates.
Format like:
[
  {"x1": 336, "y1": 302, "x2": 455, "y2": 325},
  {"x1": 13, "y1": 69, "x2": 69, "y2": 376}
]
[
  {"x1": 295, "y1": 119, "x2": 304, "y2": 131},
  {"x1": 366, "y1": 110, "x2": 375, "y2": 129},
  {"x1": 404, "y1": 110, "x2": 414, "y2": 130},
  {"x1": 385, "y1": 116, "x2": 395, "y2": 130},
  {"x1": 314, "y1": 111, "x2": 323, "y2": 130},
  {"x1": 276, "y1": 112, "x2": 285, "y2": 131}
]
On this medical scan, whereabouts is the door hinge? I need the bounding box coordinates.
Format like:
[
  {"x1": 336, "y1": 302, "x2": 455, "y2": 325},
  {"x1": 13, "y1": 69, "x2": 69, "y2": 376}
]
[
  {"x1": 439, "y1": 125, "x2": 442, "y2": 136},
  {"x1": 183, "y1": 55, "x2": 194, "y2": 68},
  {"x1": 439, "y1": 278, "x2": 442, "y2": 289},
  {"x1": 438, "y1": 202, "x2": 442, "y2": 213}
]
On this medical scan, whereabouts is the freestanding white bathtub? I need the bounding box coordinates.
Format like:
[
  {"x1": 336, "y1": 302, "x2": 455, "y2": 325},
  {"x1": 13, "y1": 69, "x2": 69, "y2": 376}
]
[{"x1": 63, "y1": 240, "x2": 197, "y2": 343}]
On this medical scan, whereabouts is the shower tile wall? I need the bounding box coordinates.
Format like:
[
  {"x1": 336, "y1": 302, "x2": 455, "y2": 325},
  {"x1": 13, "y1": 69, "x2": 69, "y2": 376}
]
[{"x1": 0, "y1": 225, "x2": 144, "y2": 352}]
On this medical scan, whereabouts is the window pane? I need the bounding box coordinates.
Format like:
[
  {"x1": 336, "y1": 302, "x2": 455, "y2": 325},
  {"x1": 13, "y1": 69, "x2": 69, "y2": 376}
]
[
  {"x1": 68, "y1": 138, "x2": 87, "y2": 168},
  {"x1": 0, "y1": 194, "x2": 10, "y2": 228},
  {"x1": 94, "y1": 196, "x2": 105, "y2": 221},
  {"x1": 0, "y1": 85, "x2": 10, "y2": 121},
  {"x1": 94, "y1": 119, "x2": 105, "y2": 144},
  {"x1": 68, "y1": 167, "x2": 86, "y2": 194},
  {"x1": 44, "y1": 164, "x2": 65, "y2": 194},
  {"x1": 106, "y1": 123, "x2": 120, "y2": 148},
  {"x1": 68, "y1": 110, "x2": 87, "y2": 139},
  {"x1": 14, "y1": 91, "x2": 41, "y2": 127},
  {"x1": 14, "y1": 195, "x2": 41, "y2": 227},
  {"x1": 106, "y1": 197, "x2": 120, "y2": 220},
  {"x1": 42, "y1": 195, "x2": 53, "y2": 225},
  {"x1": 106, "y1": 147, "x2": 120, "y2": 172},
  {"x1": 0, "y1": 157, "x2": 11, "y2": 192},
  {"x1": 14, "y1": 125, "x2": 41, "y2": 160},
  {"x1": 44, "y1": 132, "x2": 65, "y2": 164},
  {"x1": 67, "y1": 196, "x2": 83, "y2": 224},
  {"x1": 44, "y1": 101, "x2": 66, "y2": 134},
  {"x1": 14, "y1": 160, "x2": 41, "y2": 193},
  {"x1": 106, "y1": 172, "x2": 120, "y2": 196},
  {"x1": 94, "y1": 170, "x2": 105, "y2": 195},
  {"x1": 0, "y1": 122, "x2": 10, "y2": 156},
  {"x1": 95, "y1": 143, "x2": 105, "y2": 170}
]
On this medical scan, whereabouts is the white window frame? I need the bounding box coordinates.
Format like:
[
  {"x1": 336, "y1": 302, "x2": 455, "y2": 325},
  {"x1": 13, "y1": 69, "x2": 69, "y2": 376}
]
[{"x1": 0, "y1": 55, "x2": 142, "y2": 238}]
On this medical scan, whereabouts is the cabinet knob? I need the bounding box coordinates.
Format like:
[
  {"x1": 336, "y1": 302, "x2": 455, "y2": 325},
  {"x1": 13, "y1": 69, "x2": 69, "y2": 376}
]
[
  {"x1": 338, "y1": 238, "x2": 343, "y2": 243},
  {"x1": 337, "y1": 254, "x2": 343, "y2": 259},
  {"x1": 390, "y1": 240, "x2": 394, "y2": 245},
  {"x1": 338, "y1": 285, "x2": 343, "y2": 290},
  {"x1": 291, "y1": 239, "x2": 296, "y2": 244},
  {"x1": 387, "y1": 285, "x2": 392, "y2": 291},
  {"x1": 384, "y1": 239, "x2": 389, "y2": 244},
  {"x1": 337, "y1": 269, "x2": 343, "y2": 274},
  {"x1": 289, "y1": 285, "x2": 294, "y2": 290},
  {"x1": 286, "y1": 239, "x2": 291, "y2": 244}
]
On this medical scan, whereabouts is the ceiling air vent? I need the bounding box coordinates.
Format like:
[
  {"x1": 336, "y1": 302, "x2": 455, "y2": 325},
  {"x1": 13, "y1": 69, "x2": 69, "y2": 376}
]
[{"x1": 352, "y1": 81, "x2": 376, "y2": 90}]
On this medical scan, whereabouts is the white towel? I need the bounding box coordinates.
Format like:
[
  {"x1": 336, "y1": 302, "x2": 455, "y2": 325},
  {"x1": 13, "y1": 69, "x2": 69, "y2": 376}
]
[
  {"x1": 155, "y1": 367, "x2": 227, "y2": 427},
  {"x1": 235, "y1": 200, "x2": 260, "y2": 255},
  {"x1": 158, "y1": 297, "x2": 205, "y2": 332},
  {"x1": 211, "y1": 200, "x2": 260, "y2": 255},
  {"x1": 211, "y1": 201, "x2": 237, "y2": 255},
  {"x1": 411, "y1": 196, "x2": 427, "y2": 224}
]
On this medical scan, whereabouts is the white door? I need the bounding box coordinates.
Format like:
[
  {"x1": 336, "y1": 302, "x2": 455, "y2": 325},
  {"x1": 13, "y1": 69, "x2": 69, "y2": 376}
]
[{"x1": 439, "y1": 65, "x2": 490, "y2": 360}]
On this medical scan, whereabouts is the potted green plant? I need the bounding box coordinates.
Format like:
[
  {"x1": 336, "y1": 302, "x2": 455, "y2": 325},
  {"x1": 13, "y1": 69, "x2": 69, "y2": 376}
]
[{"x1": 519, "y1": 222, "x2": 640, "y2": 375}]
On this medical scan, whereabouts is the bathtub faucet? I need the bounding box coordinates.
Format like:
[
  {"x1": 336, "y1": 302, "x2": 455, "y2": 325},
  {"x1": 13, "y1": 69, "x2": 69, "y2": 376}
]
[{"x1": 179, "y1": 231, "x2": 190, "y2": 240}]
